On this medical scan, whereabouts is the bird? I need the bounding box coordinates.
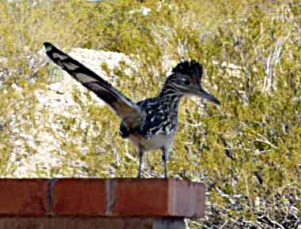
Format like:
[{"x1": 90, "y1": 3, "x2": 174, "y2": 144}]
[{"x1": 44, "y1": 42, "x2": 220, "y2": 178}]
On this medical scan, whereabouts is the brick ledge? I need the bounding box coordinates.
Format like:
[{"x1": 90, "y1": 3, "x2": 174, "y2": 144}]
[{"x1": 0, "y1": 178, "x2": 205, "y2": 218}]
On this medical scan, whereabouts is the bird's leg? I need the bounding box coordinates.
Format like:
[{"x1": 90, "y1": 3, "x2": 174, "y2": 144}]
[
  {"x1": 161, "y1": 148, "x2": 169, "y2": 179},
  {"x1": 137, "y1": 150, "x2": 144, "y2": 178}
]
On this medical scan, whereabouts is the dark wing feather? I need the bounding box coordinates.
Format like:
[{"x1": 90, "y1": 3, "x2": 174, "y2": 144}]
[{"x1": 44, "y1": 42, "x2": 144, "y2": 129}]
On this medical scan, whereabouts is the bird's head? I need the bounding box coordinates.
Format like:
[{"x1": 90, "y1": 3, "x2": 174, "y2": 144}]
[{"x1": 162, "y1": 60, "x2": 220, "y2": 105}]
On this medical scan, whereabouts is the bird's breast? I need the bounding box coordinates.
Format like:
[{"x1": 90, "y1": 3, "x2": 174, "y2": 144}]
[{"x1": 128, "y1": 132, "x2": 175, "y2": 152}]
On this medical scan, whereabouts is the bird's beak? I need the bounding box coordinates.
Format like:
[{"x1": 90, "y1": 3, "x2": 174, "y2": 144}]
[{"x1": 198, "y1": 88, "x2": 221, "y2": 105}]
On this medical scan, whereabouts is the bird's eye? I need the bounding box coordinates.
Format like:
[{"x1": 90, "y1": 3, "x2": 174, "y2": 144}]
[{"x1": 183, "y1": 79, "x2": 190, "y2": 85}]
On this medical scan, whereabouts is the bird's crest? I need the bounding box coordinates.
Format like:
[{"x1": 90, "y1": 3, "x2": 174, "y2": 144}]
[{"x1": 172, "y1": 60, "x2": 203, "y2": 78}]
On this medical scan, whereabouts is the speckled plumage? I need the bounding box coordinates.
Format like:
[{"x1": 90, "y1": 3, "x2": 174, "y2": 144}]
[
  {"x1": 120, "y1": 95, "x2": 181, "y2": 139},
  {"x1": 44, "y1": 42, "x2": 220, "y2": 178}
]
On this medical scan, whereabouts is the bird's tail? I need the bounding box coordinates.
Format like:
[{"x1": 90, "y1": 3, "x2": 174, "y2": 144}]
[{"x1": 44, "y1": 42, "x2": 144, "y2": 129}]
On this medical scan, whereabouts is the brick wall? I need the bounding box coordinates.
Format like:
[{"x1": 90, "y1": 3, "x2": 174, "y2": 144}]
[{"x1": 0, "y1": 179, "x2": 205, "y2": 229}]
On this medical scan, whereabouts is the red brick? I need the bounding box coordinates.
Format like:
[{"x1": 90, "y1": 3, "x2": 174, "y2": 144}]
[
  {"x1": 112, "y1": 179, "x2": 205, "y2": 217},
  {"x1": 0, "y1": 179, "x2": 48, "y2": 216},
  {"x1": 113, "y1": 179, "x2": 169, "y2": 216},
  {"x1": 168, "y1": 180, "x2": 205, "y2": 217},
  {"x1": 53, "y1": 179, "x2": 106, "y2": 216},
  {"x1": 0, "y1": 178, "x2": 205, "y2": 218}
]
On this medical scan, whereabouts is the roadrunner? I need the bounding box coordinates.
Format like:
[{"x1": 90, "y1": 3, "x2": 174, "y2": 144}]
[{"x1": 44, "y1": 42, "x2": 220, "y2": 178}]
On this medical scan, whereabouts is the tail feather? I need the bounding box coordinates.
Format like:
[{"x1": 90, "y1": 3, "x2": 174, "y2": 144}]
[{"x1": 44, "y1": 42, "x2": 144, "y2": 129}]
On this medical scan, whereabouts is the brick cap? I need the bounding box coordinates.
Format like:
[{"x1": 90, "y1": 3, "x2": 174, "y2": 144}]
[{"x1": 0, "y1": 178, "x2": 205, "y2": 218}]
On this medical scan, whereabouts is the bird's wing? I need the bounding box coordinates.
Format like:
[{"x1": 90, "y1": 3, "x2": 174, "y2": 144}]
[{"x1": 44, "y1": 42, "x2": 144, "y2": 129}]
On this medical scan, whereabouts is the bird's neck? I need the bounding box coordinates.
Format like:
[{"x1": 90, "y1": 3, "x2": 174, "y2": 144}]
[
  {"x1": 159, "y1": 79, "x2": 183, "y2": 97},
  {"x1": 158, "y1": 80, "x2": 184, "y2": 112},
  {"x1": 158, "y1": 92, "x2": 183, "y2": 115}
]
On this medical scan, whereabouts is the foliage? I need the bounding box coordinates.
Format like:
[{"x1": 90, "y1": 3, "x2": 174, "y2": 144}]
[{"x1": 1, "y1": 0, "x2": 301, "y2": 227}]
